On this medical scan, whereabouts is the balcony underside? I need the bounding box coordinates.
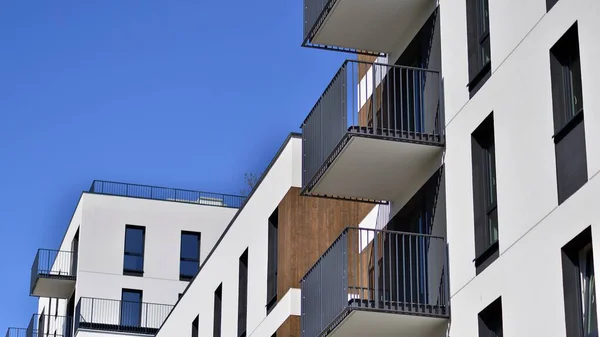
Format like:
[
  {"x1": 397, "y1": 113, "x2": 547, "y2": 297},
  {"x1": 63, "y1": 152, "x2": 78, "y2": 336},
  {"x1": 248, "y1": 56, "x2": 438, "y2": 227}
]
[
  {"x1": 328, "y1": 309, "x2": 447, "y2": 337},
  {"x1": 32, "y1": 275, "x2": 76, "y2": 298},
  {"x1": 309, "y1": 0, "x2": 435, "y2": 53},
  {"x1": 77, "y1": 322, "x2": 158, "y2": 336},
  {"x1": 304, "y1": 135, "x2": 443, "y2": 202}
]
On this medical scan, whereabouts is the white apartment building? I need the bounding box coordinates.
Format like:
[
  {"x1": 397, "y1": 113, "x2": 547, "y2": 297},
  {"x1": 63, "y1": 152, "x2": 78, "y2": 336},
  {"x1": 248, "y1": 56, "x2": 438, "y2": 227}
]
[
  {"x1": 7, "y1": 0, "x2": 600, "y2": 337},
  {"x1": 5, "y1": 181, "x2": 245, "y2": 337}
]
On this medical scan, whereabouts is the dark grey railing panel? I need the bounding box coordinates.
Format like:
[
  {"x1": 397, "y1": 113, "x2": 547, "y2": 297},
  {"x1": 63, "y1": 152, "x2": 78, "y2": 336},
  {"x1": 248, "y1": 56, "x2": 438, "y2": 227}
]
[
  {"x1": 303, "y1": 0, "x2": 335, "y2": 44},
  {"x1": 301, "y1": 60, "x2": 443, "y2": 197},
  {"x1": 27, "y1": 314, "x2": 73, "y2": 337},
  {"x1": 31, "y1": 249, "x2": 76, "y2": 295},
  {"x1": 301, "y1": 227, "x2": 448, "y2": 337},
  {"x1": 89, "y1": 180, "x2": 246, "y2": 209},
  {"x1": 75, "y1": 297, "x2": 173, "y2": 335}
]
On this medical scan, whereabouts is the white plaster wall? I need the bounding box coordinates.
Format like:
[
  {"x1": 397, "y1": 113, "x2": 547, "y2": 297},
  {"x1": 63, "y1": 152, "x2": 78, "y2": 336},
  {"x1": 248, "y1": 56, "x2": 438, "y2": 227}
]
[
  {"x1": 442, "y1": 0, "x2": 600, "y2": 335},
  {"x1": 155, "y1": 135, "x2": 303, "y2": 337}
]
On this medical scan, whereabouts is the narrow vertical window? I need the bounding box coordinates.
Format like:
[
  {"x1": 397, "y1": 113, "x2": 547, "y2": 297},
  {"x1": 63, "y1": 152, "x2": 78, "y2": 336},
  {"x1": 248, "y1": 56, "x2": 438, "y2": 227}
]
[
  {"x1": 472, "y1": 113, "x2": 499, "y2": 274},
  {"x1": 180, "y1": 231, "x2": 201, "y2": 280},
  {"x1": 121, "y1": 289, "x2": 143, "y2": 328},
  {"x1": 123, "y1": 226, "x2": 145, "y2": 276},
  {"x1": 266, "y1": 208, "x2": 278, "y2": 313},
  {"x1": 213, "y1": 284, "x2": 222, "y2": 337},
  {"x1": 238, "y1": 249, "x2": 249, "y2": 337},
  {"x1": 478, "y1": 297, "x2": 503, "y2": 337},
  {"x1": 550, "y1": 23, "x2": 587, "y2": 204},
  {"x1": 547, "y1": 0, "x2": 559, "y2": 11},
  {"x1": 466, "y1": 0, "x2": 492, "y2": 96},
  {"x1": 192, "y1": 315, "x2": 199, "y2": 337},
  {"x1": 562, "y1": 227, "x2": 597, "y2": 337}
]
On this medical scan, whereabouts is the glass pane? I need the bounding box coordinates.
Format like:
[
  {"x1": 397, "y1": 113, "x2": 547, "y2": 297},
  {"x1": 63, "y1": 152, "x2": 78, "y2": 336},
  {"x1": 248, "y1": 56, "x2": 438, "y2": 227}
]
[
  {"x1": 124, "y1": 255, "x2": 144, "y2": 272},
  {"x1": 580, "y1": 246, "x2": 598, "y2": 335},
  {"x1": 481, "y1": 36, "x2": 491, "y2": 67},
  {"x1": 121, "y1": 291, "x2": 142, "y2": 327},
  {"x1": 570, "y1": 58, "x2": 583, "y2": 115},
  {"x1": 125, "y1": 228, "x2": 144, "y2": 255},
  {"x1": 181, "y1": 233, "x2": 200, "y2": 260},
  {"x1": 487, "y1": 208, "x2": 498, "y2": 246},
  {"x1": 486, "y1": 144, "x2": 497, "y2": 206},
  {"x1": 180, "y1": 260, "x2": 199, "y2": 278}
]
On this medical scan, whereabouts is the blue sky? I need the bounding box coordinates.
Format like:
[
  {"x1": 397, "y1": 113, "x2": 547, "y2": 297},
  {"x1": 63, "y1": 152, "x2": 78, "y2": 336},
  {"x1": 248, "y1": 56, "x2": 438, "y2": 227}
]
[{"x1": 0, "y1": 1, "x2": 348, "y2": 331}]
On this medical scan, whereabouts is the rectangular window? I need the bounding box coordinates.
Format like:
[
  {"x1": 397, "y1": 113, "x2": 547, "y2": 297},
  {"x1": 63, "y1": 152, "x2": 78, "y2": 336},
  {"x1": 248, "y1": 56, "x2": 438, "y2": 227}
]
[
  {"x1": 562, "y1": 227, "x2": 598, "y2": 337},
  {"x1": 121, "y1": 289, "x2": 143, "y2": 327},
  {"x1": 180, "y1": 231, "x2": 201, "y2": 281},
  {"x1": 466, "y1": 0, "x2": 491, "y2": 96},
  {"x1": 213, "y1": 284, "x2": 222, "y2": 337},
  {"x1": 266, "y1": 208, "x2": 278, "y2": 313},
  {"x1": 478, "y1": 297, "x2": 503, "y2": 337},
  {"x1": 192, "y1": 315, "x2": 199, "y2": 337},
  {"x1": 550, "y1": 23, "x2": 587, "y2": 204},
  {"x1": 123, "y1": 225, "x2": 145, "y2": 276},
  {"x1": 238, "y1": 249, "x2": 249, "y2": 337},
  {"x1": 472, "y1": 113, "x2": 499, "y2": 274}
]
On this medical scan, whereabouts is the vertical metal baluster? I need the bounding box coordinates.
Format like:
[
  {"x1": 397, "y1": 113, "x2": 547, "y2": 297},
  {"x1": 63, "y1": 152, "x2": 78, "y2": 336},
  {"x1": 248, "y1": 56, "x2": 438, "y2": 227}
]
[
  {"x1": 409, "y1": 235, "x2": 413, "y2": 310},
  {"x1": 395, "y1": 233, "x2": 400, "y2": 310},
  {"x1": 372, "y1": 61, "x2": 376, "y2": 133},
  {"x1": 382, "y1": 230, "x2": 386, "y2": 309},
  {"x1": 374, "y1": 230, "x2": 379, "y2": 309},
  {"x1": 400, "y1": 68, "x2": 404, "y2": 137}
]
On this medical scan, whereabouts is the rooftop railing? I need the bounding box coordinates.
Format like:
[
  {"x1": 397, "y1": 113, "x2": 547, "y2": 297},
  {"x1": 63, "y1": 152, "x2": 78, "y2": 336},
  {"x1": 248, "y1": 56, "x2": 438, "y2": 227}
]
[{"x1": 89, "y1": 180, "x2": 246, "y2": 208}]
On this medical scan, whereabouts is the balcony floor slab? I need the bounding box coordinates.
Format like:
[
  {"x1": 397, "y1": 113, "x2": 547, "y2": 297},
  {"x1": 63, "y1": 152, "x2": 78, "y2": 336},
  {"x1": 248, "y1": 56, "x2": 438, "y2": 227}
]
[
  {"x1": 329, "y1": 309, "x2": 447, "y2": 337},
  {"x1": 32, "y1": 276, "x2": 76, "y2": 298}
]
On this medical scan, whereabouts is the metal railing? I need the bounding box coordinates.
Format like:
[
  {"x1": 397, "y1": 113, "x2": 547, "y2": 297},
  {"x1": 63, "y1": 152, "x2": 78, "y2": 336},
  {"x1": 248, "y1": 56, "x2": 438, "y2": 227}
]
[
  {"x1": 31, "y1": 249, "x2": 77, "y2": 295},
  {"x1": 300, "y1": 227, "x2": 449, "y2": 337},
  {"x1": 75, "y1": 297, "x2": 174, "y2": 335},
  {"x1": 89, "y1": 180, "x2": 247, "y2": 208},
  {"x1": 301, "y1": 60, "x2": 443, "y2": 196},
  {"x1": 27, "y1": 314, "x2": 73, "y2": 337},
  {"x1": 5, "y1": 328, "x2": 26, "y2": 337}
]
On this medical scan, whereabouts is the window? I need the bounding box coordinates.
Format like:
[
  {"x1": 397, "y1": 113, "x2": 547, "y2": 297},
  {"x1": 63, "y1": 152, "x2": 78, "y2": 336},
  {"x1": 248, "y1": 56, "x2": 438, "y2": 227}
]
[
  {"x1": 121, "y1": 289, "x2": 143, "y2": 327},
  {"x1": 214, "y1": 284, "x2": 222, "y2": 337},
  {"x1": 550, "y1": 23, "x2": 588, "y2": 204},
  {"x1": 562, "y1": 227, "x2": 598, "y2": 337},
  {"x1": 266, "y1": 208, "x2": 278, "y2": 313},
  {"x1": 472, "y1": 113, "x2": 499, "y2": 274},
  {"x1": 180, "y1": 231, "x2": 201, "y2": 280},
  {"x1": 547, "y1": 0, "x2": 559, "y2": 11},
  {"x1": 238, "y1": 249, "x2": 249, "y2": 337},
  {"x1": 466, "y1": 0, "x2": 491, "y2": 96},
  {"x1": 123, "y1": 225, "x2": 145, "y2": 276},
  {"x1": 192, "y1": 315, "x2": 199, "y2": 337},
  {"x1": 179, "y1": 293, "x2": 183, "y2": 300},
  {"x1": 478, "y1": 297, "x2": 503, "y2": 337}
]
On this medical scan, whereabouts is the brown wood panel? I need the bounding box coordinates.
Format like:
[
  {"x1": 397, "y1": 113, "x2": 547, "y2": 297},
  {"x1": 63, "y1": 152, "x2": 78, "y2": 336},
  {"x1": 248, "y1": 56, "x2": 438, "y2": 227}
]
[
  {"x1": 358, "y1": 54, "x2": 378, "y2": 79},
  {"x1": 276, "y1": 315, "x2": 300, "y2": 337},
  {"x1": 276, "y1": 187, "x2": 374, "y2": 300}
]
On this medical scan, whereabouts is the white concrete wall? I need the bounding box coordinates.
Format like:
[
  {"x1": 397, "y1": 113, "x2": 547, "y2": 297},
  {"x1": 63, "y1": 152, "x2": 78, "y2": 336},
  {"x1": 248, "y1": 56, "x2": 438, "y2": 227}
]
[
  {"x1": 441, "y1": 0, "x2": 600, "y2": 335},
  {"x1": 155, "y1": 135, "x2": 303, "y2": 337}
]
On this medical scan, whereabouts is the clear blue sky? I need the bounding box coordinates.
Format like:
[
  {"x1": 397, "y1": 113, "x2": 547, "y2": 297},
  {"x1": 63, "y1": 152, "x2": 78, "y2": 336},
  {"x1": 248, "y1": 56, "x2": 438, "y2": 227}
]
[{"x1": 0, "y1": 1, "x2": 348, "y2": 331}]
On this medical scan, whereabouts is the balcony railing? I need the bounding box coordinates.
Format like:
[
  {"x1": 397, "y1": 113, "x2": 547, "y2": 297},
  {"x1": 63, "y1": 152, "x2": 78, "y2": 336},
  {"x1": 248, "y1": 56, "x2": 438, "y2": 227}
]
[
  {"x1": 30, "y1": 249, "x2": 77, "y2": 297},
  {"x1": 75, "y1": 297, "x2": 174, "y2": 335},
  {"x1": 301, "y1": 60, "x2": 443, "y2": 201},
  {"x1": 27, "y1": 314, "x2": 73, "y2": 337},
  {"x1": 89, "y1": 180, "x2": 247, "y2": 208},
  {"x1": 5, "y1": 328, "x2": 26, "y2": 337},
  {"x1": 301, "y1": 227, "x2": 449, "y2": 337}
]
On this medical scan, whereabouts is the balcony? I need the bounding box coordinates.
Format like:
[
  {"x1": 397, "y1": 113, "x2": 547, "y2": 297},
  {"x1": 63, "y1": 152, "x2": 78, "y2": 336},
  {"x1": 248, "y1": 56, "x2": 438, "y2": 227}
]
[
  {"x1": 301, "y1": 60, "x2": 443, "y2": 202},
  {"x1": 300, "y1": 227, "x2": 449, "y2": 337},
  {"x1": 302, "y1": 0, "x2": 436, "y2": 54},
  {"x1": 27, "y1": 314, "x2": 73, "y2": 337},
  {"x1": 75, "y1": 297, "x2": 173, "y2": 335},
  {"x1": 89, "y1": 180, "x2": 247, "y2": 208},
  {"x1": 30, "y1": 249, "x2": 77, "y2": 298},
  {"x1": 5, "y1": 328, "x2": 26, "y2": 337}
]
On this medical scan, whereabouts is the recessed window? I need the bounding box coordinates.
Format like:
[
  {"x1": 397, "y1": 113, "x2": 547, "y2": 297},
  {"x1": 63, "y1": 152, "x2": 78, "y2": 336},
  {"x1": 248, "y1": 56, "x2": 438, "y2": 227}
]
[
  {"x1": 478, "y1": 297, "x2": 503, "y2": 337},
  {"x1": 466, "y1": 0, "x2": 492, "y2": 96},
  {"x1": 214, "y1": 284, "x2": 222, "y2": 337},
  {"x1": 238, "y1": 249, "x2": 249, "y2": 337},
  {"x1": 121, "y1": 289, "x2": 143, "y2": 328},
  {"x1": 266, "y1": 208, "x2": 278, "y2": 313},
  {"x1": 561, "y1": 227, "x2": 598, "y2": 337},
  {"x1": 547, "y1": 0, "x2": 559, "y2": 12},
  {"x1": 550, "y1": 23, "x2": 587, "y2": 204},
  {"x1": 180, "y1": 231, "x2": 201, "y2": 281},
  {"x1": 472, "y1": 113, "x2": 499, "y2": 274},
  {"x1": 192, "y1": 315, "x2": 199, "y2": 337},
  {"x1": 123, "y1": 226, "x2": 145, "y2": 276}
]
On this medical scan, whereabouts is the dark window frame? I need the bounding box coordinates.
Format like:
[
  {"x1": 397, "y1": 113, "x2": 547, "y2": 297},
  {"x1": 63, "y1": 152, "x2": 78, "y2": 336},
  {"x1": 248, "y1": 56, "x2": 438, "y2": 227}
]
[
  {"x1": 180, "y1": 231, "x2": 201, "y2": 281},
  {"x1": 192, "y1": 315, "x2": 199, "y2": 337},
  {"x1": 562, "y1": 227, "x2": 598, "y2": 337},
  {"x1": 214, "y1": 284, "x2": 222, "y2": 337},
  {"x1": 266, "y1": 208, "x2": 279, "y2": 313},
  {"x1": 120, "y1": 289, "x2": 143, "y2": 328},
  {"x1": 123, "y1": 225, "x2": 145, "y2": 276},
  {"x1": 238, "y1": 249, "x2": 249, "y2": 337},
  {"x1": 472, "y1": 113, "x2": 499, "y2": 274},
  {"x1": 466, "y1": 0, "x2": 492, "y2": 97},
  {"x1": 478, "y1": 297, "x2": 503, "y2": 337}
]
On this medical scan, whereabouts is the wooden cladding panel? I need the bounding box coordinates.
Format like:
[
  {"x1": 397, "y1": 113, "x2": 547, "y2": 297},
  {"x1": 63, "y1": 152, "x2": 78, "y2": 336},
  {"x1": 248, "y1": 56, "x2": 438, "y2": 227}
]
[
  {"x1": 277, "y1": 187, "x2": 374, "y2": 299},
  {"x1": 276, "y1": 316, "x2": 300, "y2": 337},
  {"x1": 358, "y1": 54, "x2": 378, "y2": 79}
]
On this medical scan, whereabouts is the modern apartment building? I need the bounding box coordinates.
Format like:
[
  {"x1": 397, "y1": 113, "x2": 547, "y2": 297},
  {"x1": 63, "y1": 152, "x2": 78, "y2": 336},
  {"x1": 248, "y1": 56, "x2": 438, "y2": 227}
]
[{"x1": 6, "y1": 0, "x2": 600, "y2": 337}]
